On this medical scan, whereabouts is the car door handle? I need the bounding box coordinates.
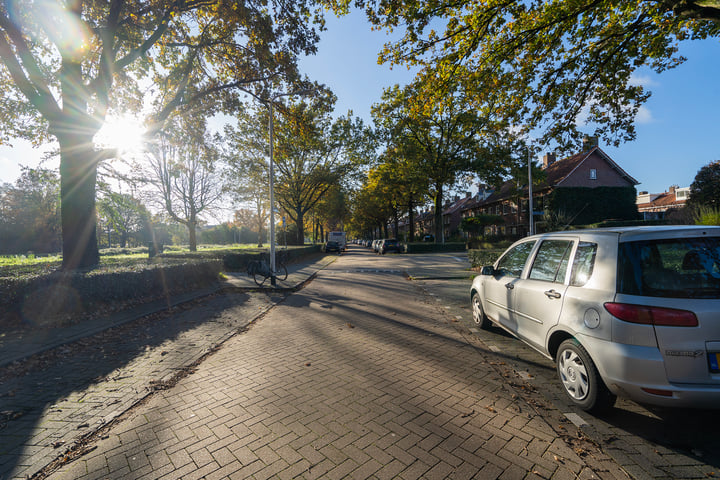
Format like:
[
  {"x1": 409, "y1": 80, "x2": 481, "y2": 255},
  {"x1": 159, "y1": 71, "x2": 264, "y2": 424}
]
[
  {"x1": 544, "y1": 289, "x2": 561, "y2": 299},
  {"x1": 504, "y1": 282, "x2": 514, "y2": 290}
]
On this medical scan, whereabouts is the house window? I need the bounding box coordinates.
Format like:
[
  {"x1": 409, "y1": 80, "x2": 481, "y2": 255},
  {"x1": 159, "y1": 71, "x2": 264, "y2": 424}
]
[{"x1": 589, "y1": 168, "x2": 597, "y2": 180}]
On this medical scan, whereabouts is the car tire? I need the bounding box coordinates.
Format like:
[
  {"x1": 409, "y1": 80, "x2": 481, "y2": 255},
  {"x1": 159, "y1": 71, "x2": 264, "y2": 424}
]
[
  {"x1": 556, "y1": 339, "x2": 616, "y2": 413},
  {"x1": 471, "y1": 292, "x2": 492, "y2": 329}
]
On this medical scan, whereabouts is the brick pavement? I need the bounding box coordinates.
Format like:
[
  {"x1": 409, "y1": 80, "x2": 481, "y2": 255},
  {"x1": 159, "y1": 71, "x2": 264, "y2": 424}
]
[
  {"x1": 412, "y1": 270, "x2": 720, "y2": 480},
  {"x1": 40, "y1": 260, "x2": 627, "y2": 479},
  {"x1": 0, "y1": 292, "x2": 281, "y2": 480},
  {"x1": 0, "y1": 254, "x2": 336, "y2": 480}
]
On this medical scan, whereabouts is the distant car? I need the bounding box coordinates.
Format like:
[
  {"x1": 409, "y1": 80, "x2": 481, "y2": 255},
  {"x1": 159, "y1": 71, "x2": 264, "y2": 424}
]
[
  {"x1": 324, "y1": 240, "x2": 342, "y2": 253},
  {"x1": 380, "y1": 239, "x2": 402, "y2": 254},
  {"x1": 470, "y1": 226, "x2": 720, "y2": 412}
]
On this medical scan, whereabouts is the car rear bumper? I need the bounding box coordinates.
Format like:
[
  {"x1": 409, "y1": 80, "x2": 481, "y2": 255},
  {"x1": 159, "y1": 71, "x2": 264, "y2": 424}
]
[{"x1": 580, "y1": 335, "x2": 720, "y2": 408}]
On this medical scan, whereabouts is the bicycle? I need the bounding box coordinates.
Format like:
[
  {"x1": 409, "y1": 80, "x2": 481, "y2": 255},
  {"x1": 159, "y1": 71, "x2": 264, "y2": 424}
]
[{"x1": 246, "y1": 251, "x2": 288, "y2": 286}]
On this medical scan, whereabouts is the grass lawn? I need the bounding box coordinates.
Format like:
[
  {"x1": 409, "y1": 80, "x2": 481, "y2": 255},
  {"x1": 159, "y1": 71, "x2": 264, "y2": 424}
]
[{"x1": 0, "y1": 244, "x2": 278, "y2": 278}]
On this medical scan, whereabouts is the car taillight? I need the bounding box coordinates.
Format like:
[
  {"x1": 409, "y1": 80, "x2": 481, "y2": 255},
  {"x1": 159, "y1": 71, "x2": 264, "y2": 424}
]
[{"x1": 604, "y1": 303, "x2": 698, "y2": 327}]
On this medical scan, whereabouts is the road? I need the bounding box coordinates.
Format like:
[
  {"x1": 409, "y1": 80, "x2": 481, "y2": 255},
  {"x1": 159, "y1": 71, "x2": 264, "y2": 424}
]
[
  {"x1": 401, "y1": 246, "x2": 720, "y2": 480},
  {"x1": 1, "y1": 245, "x2": 719, "y2": 479}
]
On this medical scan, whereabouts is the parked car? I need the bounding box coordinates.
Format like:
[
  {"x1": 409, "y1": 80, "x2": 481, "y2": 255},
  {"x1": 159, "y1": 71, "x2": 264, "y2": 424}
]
[
  {"x1": 324, "y1": 240, "x2": 342, "y2": 253},
  {"x1": 380, "y1": 238, "x2": 402, "y2": 254},
  {"x1": 372, "y1": 240, "x2": 382, "y2": 253},
  {"x1": 470, "y1": 226, "x2": 720, "y2": 412}
]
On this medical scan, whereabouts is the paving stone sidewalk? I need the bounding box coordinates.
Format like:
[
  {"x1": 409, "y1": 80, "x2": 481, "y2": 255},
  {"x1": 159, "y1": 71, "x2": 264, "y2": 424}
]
[
  {"x1": 40, "y1": 257, "x2": 627, "y2": 480},
  {"x1": 0, "y1": 254, "x2": 337, "y2": 480}
]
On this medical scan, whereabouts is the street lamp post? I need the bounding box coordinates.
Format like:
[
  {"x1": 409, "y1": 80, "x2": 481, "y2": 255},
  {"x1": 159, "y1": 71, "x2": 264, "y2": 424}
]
[
  {"x1": 265, "y1": 88, "x2": 314, "y2": 286},
  {"x1": 268, "y1": 100, "x2": 277, "y2": 286},
  {"x1": 528, "y1": 147, "x2": 534, "y2": 236}
]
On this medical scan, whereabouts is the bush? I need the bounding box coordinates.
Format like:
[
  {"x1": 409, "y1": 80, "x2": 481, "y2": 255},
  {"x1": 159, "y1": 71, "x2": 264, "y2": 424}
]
[
  {"x1": 694, "y1": 206, "x2": 720, "y2": 226},
  {"x1": 405, "y1": 242, "x2": 466, "y2": 253},
  {"x1": 468, "y1": 249, "x2": 504, "y2": 268},
  {"x1": 222, "y1": 245, "x2": 322, "y2": 271},
  {"x1": 0, "y1": 259, "x2": 222, "y2": 329}
]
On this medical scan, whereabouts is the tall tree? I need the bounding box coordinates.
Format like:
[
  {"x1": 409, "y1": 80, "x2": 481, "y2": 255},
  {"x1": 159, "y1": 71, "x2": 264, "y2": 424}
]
[
  {"x1": 372, "y1": 80, "x2": 500, "y2": 243},
  {"x1": 327, "y1": 0, "x2": 719, "y2": 150},
  {"x1": 145, "y1": 124, "x2": 225, "y2": 251},
  {"x1": 224, "y1": 110, "x2": 271, "y2": 247},
  {"x1": 0, "y1": 0, "x2": 325, "y2": 269},
  {"x1": 0, "y1": 166, "x2": 61, "y2": 254},
  {"x1": 97, "y1": 190, "x2": 150, "y2": 247},
  {"x1": 376, "y1": 142, "x2": 430, "y2": 242},
  {"x1": 688, "y1": 160, "x2": 720, "y2": 209},
  {"x1": 272, "y1": 99, "x2": 370, "y2": 244},
  {"x1": 348, "y1": 180, "x2": 394, "y2": 240}
]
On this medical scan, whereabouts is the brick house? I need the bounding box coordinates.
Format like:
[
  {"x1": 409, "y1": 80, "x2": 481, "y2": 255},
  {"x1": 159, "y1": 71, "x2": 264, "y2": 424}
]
[
  {"x1": 462, "y1": 138, "x2": 640, "y2": 237},
  {"x1": 636, "y1": 186, "x2": 690, "y2": 220}
]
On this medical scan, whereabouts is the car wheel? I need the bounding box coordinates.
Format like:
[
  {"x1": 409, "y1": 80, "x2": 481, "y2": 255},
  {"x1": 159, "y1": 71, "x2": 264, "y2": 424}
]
[
  {"x1": 556, "y1": 339, "x2": 616, "y2": 413},
  {"x1": 471, "y1": 292, "x2": 492, "y2": 329}
]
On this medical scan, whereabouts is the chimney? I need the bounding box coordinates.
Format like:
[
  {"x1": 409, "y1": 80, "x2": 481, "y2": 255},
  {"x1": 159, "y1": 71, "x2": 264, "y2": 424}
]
[
  {"x1": 582, "y1": 135, "x2": 599, "y2": 151},
  {"x1": 669, "y1": 185, "x2": 677, "y2": 194},
  {"x1": 542, "y1": 152, "x2": 556, "y2": 169}
]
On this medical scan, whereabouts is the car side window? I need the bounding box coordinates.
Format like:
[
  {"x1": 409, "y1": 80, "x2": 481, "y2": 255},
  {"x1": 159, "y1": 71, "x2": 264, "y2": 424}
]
[
  {"x1": 570, "y1": 242, "x2": 597, "y2": 286},
  {"x1": 528, "y1": 240, "x2": 573, "y2": 283},
  {"x1": 496, "y1": 241, "x2": 536, "y2": 278}
]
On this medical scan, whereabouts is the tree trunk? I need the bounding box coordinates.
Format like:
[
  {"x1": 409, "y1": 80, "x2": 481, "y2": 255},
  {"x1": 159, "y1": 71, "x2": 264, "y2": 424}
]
[
  {"x1": 434, "y1": 184, "x2": 444, "y2": 244},
  {"x1": 393, "y1": 207, "x2": 399, "y2": 239},
  {"x1": 295, "y1": 209, "x2": 305, "y2": 245},
  {"x1": 188, "y1": 219, "x2": 197, "y2": 251},
  {"x1": 407, "y1": 198, "x2": 416, "y2": 243},
  {"x1": 256, "y1": 211, "x2": 264, "y2": 248},
  {"x1": 58, "y1": 134, "x2": 100, "y2": 270}
]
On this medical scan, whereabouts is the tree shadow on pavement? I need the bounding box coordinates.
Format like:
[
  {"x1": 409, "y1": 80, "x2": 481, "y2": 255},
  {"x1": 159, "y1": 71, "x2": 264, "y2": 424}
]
[{"x1": 0, "y1": 291, "x2": 256, "y2": 479}]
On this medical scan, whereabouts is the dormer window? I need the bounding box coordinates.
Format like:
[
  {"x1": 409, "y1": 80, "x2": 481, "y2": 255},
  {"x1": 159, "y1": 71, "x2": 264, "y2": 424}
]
[{"x1": 589, "y1": 168, "x2": 597, "y2": 180}]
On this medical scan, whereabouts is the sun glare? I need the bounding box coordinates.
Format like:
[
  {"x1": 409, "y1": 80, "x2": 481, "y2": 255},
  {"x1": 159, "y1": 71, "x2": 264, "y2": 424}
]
[{"x1": 94, "y1": 115, "x2": 147, "y2": 155}]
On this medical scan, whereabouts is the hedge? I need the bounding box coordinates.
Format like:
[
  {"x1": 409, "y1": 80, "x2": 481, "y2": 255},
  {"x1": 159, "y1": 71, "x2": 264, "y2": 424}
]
[
  {"x1": 1, "y1": 259, "x2": 222, "y2": 329},
  {"x1": 405, "y1": 242, "x2": 467, "y2": 253},
  {"x1": 468, "y1": 249, "x2": 504, "y2": 268},
  {"x1": 222, "y1": 245, "x2": 322, "y2": 271}
]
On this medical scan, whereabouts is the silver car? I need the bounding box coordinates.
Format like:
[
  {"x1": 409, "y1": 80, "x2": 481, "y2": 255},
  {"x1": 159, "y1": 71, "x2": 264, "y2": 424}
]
[{"x1": 470, "y1": 226, "x2": 720, "y2": 412}]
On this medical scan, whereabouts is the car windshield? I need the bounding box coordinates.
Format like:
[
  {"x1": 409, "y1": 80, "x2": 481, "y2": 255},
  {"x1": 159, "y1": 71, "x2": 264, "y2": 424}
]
[{"x1": 617, "y1": 236, "x2": 720, "y2": 298}]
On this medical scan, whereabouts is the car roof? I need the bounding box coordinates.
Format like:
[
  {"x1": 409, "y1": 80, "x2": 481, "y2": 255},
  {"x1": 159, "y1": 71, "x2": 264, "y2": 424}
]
[{"x1": 528, "y1": 225, "x2": 720, "y2": 242}]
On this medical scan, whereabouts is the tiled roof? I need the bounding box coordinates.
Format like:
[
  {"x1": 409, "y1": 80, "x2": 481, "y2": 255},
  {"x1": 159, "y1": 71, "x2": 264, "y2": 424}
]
[
  {"x1": 637, "y1": 192, "x2": 687, "y2": 210},
  {"x1": 481, "y1": 146, "x2": 637, "y2": 205},
  {"x1": 443, "y1": 196, "x2": 475, "y2": 215}
]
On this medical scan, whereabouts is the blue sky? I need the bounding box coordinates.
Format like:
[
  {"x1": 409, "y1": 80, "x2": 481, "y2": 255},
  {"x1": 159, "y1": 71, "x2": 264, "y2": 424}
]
[
  {"x1": 300, "y1": 10, "x2": 720, "y2": 195},
  {"x1": 1, "y1": 8, "x2": 719, "y2": 197}
]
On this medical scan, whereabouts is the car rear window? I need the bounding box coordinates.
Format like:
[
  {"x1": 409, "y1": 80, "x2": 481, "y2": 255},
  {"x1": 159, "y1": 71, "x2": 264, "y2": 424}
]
[
  {"x1": 570, "y1": 242, "x2": 597, "y2": 286},
  {"x1": 617, "y1": 237, "x2": 720, "y2": 298}
]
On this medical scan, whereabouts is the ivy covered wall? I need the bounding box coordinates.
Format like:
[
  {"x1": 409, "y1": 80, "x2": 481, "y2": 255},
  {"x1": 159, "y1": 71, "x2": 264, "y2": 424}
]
[{"x1": 548, "y1": 186, "x2": 640, "y2": 225}]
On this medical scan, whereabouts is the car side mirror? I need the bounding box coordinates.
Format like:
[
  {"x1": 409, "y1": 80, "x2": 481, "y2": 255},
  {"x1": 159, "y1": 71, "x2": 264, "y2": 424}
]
[{"x1": 480, "y1": 266, "x2": 496, "y2": 276}]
